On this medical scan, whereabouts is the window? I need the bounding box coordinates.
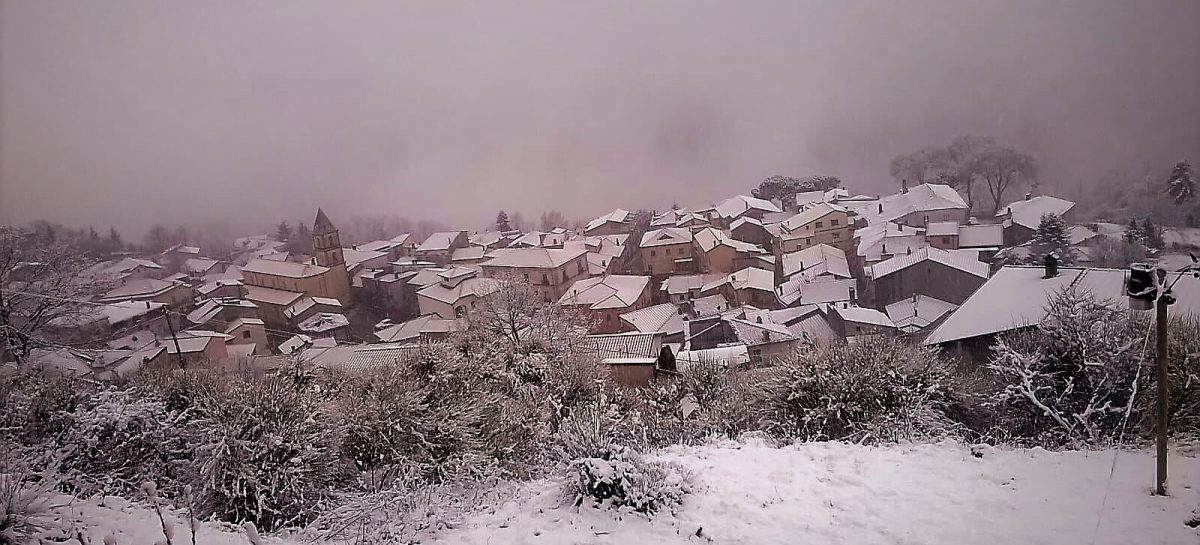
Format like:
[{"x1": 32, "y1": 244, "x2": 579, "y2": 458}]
[
  {"x1": 651, "y1": 250, "x2": 656, "y2": 257},
  {"x1": 242, "y1": 330, "x2": 252, "y2": 339},
  {"x1": 542, "y1": 273, "x2": 549, "y2": 284},
  {"x1": 578, "y1": 261, "x2": 584, "y2": 274},
  {"x1": 806, "y1": 237, "x2": 812, "y2": 244},
  {"x1": 815, "y1": 221, "x2": 823, "y2": 228},
  {"x1": 666, "y1": 248, "x2": 672, "y2": 255},
  {"x1": 942, "y1": 236, "x2": 951, "y2": 245},
  {"x1": 832, "y1": 232, "x2": 840, "y2": 239},
  {"x1": 831, "y1": 218, "x2": 839, "y2": 226}
]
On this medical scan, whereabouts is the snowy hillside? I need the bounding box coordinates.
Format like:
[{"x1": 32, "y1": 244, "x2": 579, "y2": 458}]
[{"x1": 47, "y1": 440, "x2": 1200, "y2": 545}]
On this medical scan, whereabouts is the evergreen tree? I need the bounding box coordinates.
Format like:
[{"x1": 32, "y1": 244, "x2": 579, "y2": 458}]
[
  {"x1": 277, "y1": 220, "x2": 293, "y2": 242},
  {"x1": 496, "y1": 210, "x2": 512, "y2": 232},
  {"x1": 108, "y1": 226, "x2": 123, "y2": 251},
  {"x1": 1141, "y1": 217, "x2": 1164, "y2": 249},
  {"x1": 1030, "y1": 213, "x2": 1074, "y2": 264},
  {"x1": 1166, "y1": 160, "x2": 1194, "y2": 204},
  {"x1": 1123, "y1": 218, "x2": 1145, "y2": 245}
]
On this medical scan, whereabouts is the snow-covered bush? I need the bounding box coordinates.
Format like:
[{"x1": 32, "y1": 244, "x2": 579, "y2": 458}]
[
  {"x1": 0, "y1": 371, "x2": 85, "y2": 443},
  {"x1": 756, "y1": 337, "x2": 957, "y2": 443},
  {"x1": 988, "y1": 287, "x2": 1142, "y2": 446},
  {"x1": 339, "y1": 350, "x2": 499, "y2": 490},
  {"x1": 1152, "y1": 315, "x2": 1200, "y2": 441},
  {"x1": 189, "y1": 376, "x2": 353, "y2": 532},
  {"x1": 605, "y1": 361, "x2": 756, "y2": 449},
  {"x1": 56, "y1": 388, "x2": 194, "y2": 497},
  {"x1": 0, "y1": 451, "x2": 56, "y2": 545},
  {"x1": 570, "y1": 447, "x2": 689, "y2": 515}
]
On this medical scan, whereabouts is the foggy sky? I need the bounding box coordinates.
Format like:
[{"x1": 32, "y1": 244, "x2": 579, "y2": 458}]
[{"x1": 2, "y1": 0, "x2": 1197, "y2": 235}]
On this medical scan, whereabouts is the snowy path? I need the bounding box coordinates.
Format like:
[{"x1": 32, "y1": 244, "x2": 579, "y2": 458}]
[{"x1": 436, "y1": 440, "x2": 1200, "y2": 545}]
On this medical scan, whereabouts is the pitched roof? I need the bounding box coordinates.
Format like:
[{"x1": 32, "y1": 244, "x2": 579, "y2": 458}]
[
  {"x1": 580, "y1": 332, "x2": 663, "y2": 361},
  {"x1": 560, "y1": 275, "x2": 650, "y2": 310},
  {"x1": 585, "y1": 209, "x2": 632, "y2": 232},
  {"x1": 781, "y1": 244, "x2": 851, "y2": 280},
  {"x1": 451, "y1": 246, "x2": 488, "y2": 262},
  {"x1": 863, "y1": 184, "x2": 969, "y2": 224},
  {"x1": 342, "y1": 248, "x2": 388, "y2": 270},
  {"x1": 831, "y1": 305, "x2": 896, "y2": 328},
  {"x1": 885, "y1": 295, "x2": 958, "y2": 333},
  {"x1": 640, "y1": 227, "x2": 693, "y2": 248},
  {"x1": 715, "y1": 195, "x2": 782, "y2": 220},
  {"x1": 99, "y1": 279, "x2": 181, "y2": 301},
  {"x1": 481, "y1": 247, "x2": 587, "y2": 269},
  {"x1": 243, "y1": 285, "x2": 305, "y2": 307},
  {"x1": 660, "y1": 273, "x2": 724, "y2": 295},
  {"x1": 922, "y1": 266, "x2": 1174, "y2": 345},
  {"x1": 958, "y1": 223, "x2": 1005, "y2": 248},
  {"x1": 374, "y1": 314, "x2": 466, "y2": 342},
  {"x1": 619, "y1": 303, "x2": 686, "y2": 336},
  {"x1": 416, "y1": 276, "x2": 502, "y2": 304},
  {"x1": 868, "y1": 246, "x2": 989, "y2": 280},
  {"x1": 777, "y1": 276, "x2": 854, "y2": 306},
  {"x1": 725, "y1": 316, "x2": 796, "y2": 347},
  {"x1": 701, "y1": 267, "x2": 776, "y2": 293},
  {"x1": 693, "y1": 227, "x2": 765, "y2": 255},
  {"x1": 242, "y1": 258, "x2": 330, "y2": 279},
  {"x1": 297, "y1": 312, "x2": 350, "y2": 334},
  {"x1": 313, "y1": 208, "x2": 337, "y2": 235},
  {"x1": 997, "y1": 195, "x2": 1077, "y2": 229},
  {"x1": 780, "y1": 203, "x2": 846, "y2": 232},
  {"x1": 417, "y1": 231, "x2": 466, "y2": 251},
  {"x1": 690, "y1": 293, "x2": 731, "y2": 317}
]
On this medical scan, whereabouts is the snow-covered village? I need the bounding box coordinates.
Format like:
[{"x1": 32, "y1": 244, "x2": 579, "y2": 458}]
[{"x1": 2, "y1": 2, "x2": 1199, "y2": 544}]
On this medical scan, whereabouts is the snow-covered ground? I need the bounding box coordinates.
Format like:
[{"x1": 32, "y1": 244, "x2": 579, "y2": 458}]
[{"x1": 38, "y1": 440, "x2": 1200, "y2": 545}]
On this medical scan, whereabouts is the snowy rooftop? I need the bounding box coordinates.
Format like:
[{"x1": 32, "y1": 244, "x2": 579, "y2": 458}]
[
  {"x1": 619, "y1": 303, "x2": 686, "y2": 337},
  {"x1": 997, "y1": 195, "x2": 1076, "y2": 229},
  {"x1": 560, "y1": 275, "x2": 650, "y2": 310},
  {"x1": 297, "y1": 312, "x2": 350, "y2": 334},
  {"x1": 885, "y1": 294, "x2": 958, "y2": 333},
  {"x1": 701, "y1": 267, "x2": 776, "y2": 293},
  {"x1": 584, "y1": 209, "x2": 632, "y2": 232},
  {"x1": 714, "y1": 195, "x2": 782, "y2": 220},
  {"x1": 417, "y1": 231, "x2": 467, "y2": 251},
  {"x1": 693, "y1": 227, "x2": 765, "y2": 255},
  {"x1": 831, "y1": 305, "x2": 896, "y2": 328},
  {"x1": 481, "y1": 247, "x2": 587, "y2": 269},
  {"x1": 922, "y1": 266, "x2": 1200, "y2": 345},
  {"x1": 640, "y1": 227, "x2": 693, "y2": 248},
  {"x1": 780, "y1": 203, "x2": 846, "y2": 233},
  {"x1": 869, "y1": 246, "x2": 989, "y2": 280},
  {"x1": 781, "y1": 244, "x2": 851, "y2": 280},
  {"x1": 242, "y1": 258, "x2": 329, "y2": 279}
]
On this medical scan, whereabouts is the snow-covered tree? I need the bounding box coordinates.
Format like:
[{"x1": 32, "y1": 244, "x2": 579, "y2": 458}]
[
  {"x1": 988, "y1": 287, "x2": 1142, "y2": 445},
  {"x1": 1166, "y1": 160, "x2": 1194, "y2": 204},
  {"x1": 0, "y1": 227, "x2": 106, "y2": 364},
  {"x1": 1123, "y1": 218, "x2": 1146, "y2": 245},
  {"x1": 1028, "y1": 213, "x2": 1074, "y2": 265},
  {"x1": 275, "y1": 220, "x2": 292, "y2": 242},
  {"x1": 495, "y1": 210, "x2": 512, "y2": 232}
]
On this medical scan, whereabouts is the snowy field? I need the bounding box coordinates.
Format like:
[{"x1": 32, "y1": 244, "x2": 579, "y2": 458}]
[{"x1": 41, "y1": 440, "x2": 1200, "y2": 545}]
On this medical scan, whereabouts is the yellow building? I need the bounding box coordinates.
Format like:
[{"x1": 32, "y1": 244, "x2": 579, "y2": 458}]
[
  {"x1": 776, "y1": 203, "x2": 855, "y2": 253},
  {"x1": 241, "y1": 209, "x2": 352, "y2": 327}
]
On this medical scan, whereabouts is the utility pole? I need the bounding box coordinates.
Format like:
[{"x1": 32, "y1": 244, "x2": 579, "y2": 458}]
[
  {"x1": 1154, "y1": 268, "x2": 1174, "y2": 496},
  {"x1": 163, "y1": 306, "x2": 186, "y2": 369}
]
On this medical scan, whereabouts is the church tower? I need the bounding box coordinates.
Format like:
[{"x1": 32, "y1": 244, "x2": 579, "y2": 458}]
[
  {"x1": 311, "y1": 208, "x2": 352, "y2": 305},
  {"x1": 312, "y1": 208, "x2": 345, "y2": 268}
]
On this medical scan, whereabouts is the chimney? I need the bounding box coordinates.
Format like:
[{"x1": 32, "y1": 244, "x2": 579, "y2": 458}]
[
  {"x1": 1025, "y1": 192, "x2": 1032, "y2": 201},
  {"x1": 901, "y1": 179, "x2": 909, "y2": 193},
  {"x1": 1043, "y1": 254, "x2": 1059, "y2": 279},
  {"x1": 882, "y1": 243, "x2": 888, "y2": 254},
  {"x1": 877, "y1": 203, "x2": 884, "y2": 214}
]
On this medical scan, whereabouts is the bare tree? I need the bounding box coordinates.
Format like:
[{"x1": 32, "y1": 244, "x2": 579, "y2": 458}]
[
  {"x1": 539, "y1": 210, "x2": 567, "y2": 231},
  {"x1": 464, "y1": 274, "x2": 592, "y2": 349},
  {"x1": 972, "y1": 144, "x2": 1037, "y2": 214},
  {"x1": 0, "y1": 227, "x2": 107, "y2": 364}
]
